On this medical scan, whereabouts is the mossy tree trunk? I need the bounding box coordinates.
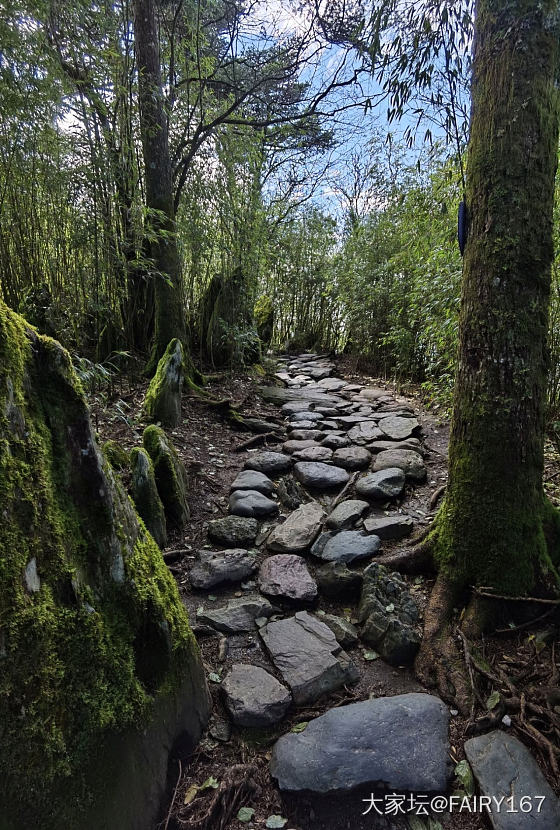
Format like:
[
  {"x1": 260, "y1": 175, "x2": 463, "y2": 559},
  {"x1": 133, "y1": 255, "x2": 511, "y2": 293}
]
[
  {"x1": 133, "y1": 0, "x2": 186, "y2": 372},
  {"x1": 416, "y1": 0, "x2": 560, "y2": 700}
]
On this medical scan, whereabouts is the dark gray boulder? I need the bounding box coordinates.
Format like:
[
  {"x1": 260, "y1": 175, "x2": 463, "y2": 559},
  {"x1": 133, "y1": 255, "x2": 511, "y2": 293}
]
[
  {"x1": 270, "y1": 693, "x2": 450, "y2": 793},
  {"x1": 356, "y1": 468, "x2": 406, "y2": 500},
  {"x1": 244, "y1": 451, "x2": 292, "y2": 476},
  {"x1": 294, "y1": 461, "x2": 350, "y2": 490},
  {"x1": 258, "y1": 554, "x2": 318, "y2": 602},
  {"x1": 197, "y1": 597, "x2": 274, "y2": 634},
  {"x1": 207, "y1": 516, "x2": 259, "y2": 547},
  {"x1": 230, "y1": 470, "x2": 274, "y2": 496}
]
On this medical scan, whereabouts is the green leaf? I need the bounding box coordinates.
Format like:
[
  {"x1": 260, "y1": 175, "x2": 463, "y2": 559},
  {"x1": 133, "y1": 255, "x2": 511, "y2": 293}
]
[
  {"x1": 200, "y1": 776, "x2": 219, "y2": 791},
  {"x1": 208, "y1": 672, "x2": 221, "y2": 683},
  {"x1": 486, "y1": 690, "x2": 500, "y2": 710},
  {"x1": 385, "y1": 603, "x2": 395, "y2": 612},
  {"x1": 454, "y1": 759, "x2": 474, "y2": 796},
  {"x1": 266, "y1": 817, "x2": 287, "y2": 829},
  {"x1": 363, "y1": 650, "x2": 379, "y2": 661},
  {"x1": 291, "y1": 721, "x2": 308, "y2": 733},
  {"x1": 237, "y1": 807, "x2": 255, "y2": 823}
]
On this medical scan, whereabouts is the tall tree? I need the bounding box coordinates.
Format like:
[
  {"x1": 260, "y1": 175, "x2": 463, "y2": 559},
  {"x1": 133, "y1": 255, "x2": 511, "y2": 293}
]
[
  {"x1": 133, "y1": 0, "x2": 186, "y2": 370},
  {"x1": 412, "y1": 0, "x2": 560, "y2": 706}
]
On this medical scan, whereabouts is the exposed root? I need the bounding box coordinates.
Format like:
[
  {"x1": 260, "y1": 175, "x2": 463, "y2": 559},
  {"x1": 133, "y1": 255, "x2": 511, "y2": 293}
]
[
  {"x1": 376, "y1": 536, "x2": 436, "y2": 574},
  {"x1": 415, "y1": 574, "x2": 472, "y2": 714},
  {"x1": 429, "y1": 484, "x2": 446, "y2": 510},
  {"x1": 177, "y1": 764, "x2": 260, "y2": 830}
]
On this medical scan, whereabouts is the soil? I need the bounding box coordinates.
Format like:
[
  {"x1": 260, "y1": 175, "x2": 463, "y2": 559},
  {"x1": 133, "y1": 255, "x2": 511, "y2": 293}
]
[{"x1": 89, "y1": 356, "x2": 560, "y2": 830}]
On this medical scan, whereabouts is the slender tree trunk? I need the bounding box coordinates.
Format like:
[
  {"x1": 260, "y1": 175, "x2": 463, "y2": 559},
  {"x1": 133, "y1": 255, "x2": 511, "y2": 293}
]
[
  {"x1": 133, "y1": 0, "x2": 186, "y2": 371},
  {"x1": 417, "y1": 0, "x2": 560, "y2": 700}
]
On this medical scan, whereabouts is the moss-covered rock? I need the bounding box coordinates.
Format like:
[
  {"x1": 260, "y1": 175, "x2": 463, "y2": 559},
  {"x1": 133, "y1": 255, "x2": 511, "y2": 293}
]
[
  {"x1": 0, "y1": 301, "x2": 210, "y2": 829},
  {"x1": 102, "y1": 439, "x2": 130, "y2": 470},
  {"x1": 143, "y1": 338, "x2": 184, "y2": 428},
  {"x1": 143, "y1": 425, "x2": 189, "y2": 529},
  {"x1": 130, "y1": 447, "x2": 167, "y2": 549}
]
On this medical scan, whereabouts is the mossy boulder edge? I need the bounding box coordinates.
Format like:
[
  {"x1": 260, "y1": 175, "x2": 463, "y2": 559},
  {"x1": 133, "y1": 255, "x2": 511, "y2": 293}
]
[
  {"x1": 143, "y1": 338, "x2": 184, "y2": 428},
  {"x1": 0, "y1": 302, "x2": 210, "y2": 829}
]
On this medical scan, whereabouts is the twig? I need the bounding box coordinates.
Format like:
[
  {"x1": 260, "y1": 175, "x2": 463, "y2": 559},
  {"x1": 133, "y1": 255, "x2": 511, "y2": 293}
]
[
  {"x1": 164, "y1": 759, "x2": 182, "y2": 830},
  {"x1": 329, "y1": 471, "x2": 359, "y2": 511},
  {"x1": 474, "y1": 588, "x2": 560, "y2": 605},
  {"x1": 494, "y1": 608, "x2": 556, "y2": 634},
  {"x1": 233, "y1": 431, "x2": 283, "y2": 452}
]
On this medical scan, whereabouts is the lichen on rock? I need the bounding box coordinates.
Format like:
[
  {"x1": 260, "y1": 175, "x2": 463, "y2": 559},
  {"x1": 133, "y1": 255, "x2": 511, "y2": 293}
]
[
  {"x1": 143, "y1": 337, "x2": 184, "y2": 428},
  {"x1": 143, "y1": 424, "x2": 190, "y2": 529},
  {"x1": 0, "y1": 301, "x2": 209, "y2": 829}
]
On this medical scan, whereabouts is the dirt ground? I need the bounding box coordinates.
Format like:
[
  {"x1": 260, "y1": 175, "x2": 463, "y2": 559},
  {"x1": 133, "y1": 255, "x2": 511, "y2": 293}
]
[{"x1": 89, "y1": 355, "x2": 560, "y2": 830}]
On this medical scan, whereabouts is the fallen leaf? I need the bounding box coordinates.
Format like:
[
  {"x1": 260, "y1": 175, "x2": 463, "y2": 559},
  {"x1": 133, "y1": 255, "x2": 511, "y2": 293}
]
[
  {"x1": 237, "y1": 807, "x2": 255, "y2": 823},
  {"x1": 266, "y1": 816, "x2": 287, "y2": 829},
  {"x1": 291, "y1": 721, "x2": 308, "y2": 733}
]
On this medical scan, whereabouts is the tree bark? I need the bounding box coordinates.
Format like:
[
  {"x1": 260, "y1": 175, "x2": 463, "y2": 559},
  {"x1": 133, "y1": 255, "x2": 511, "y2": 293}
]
[
  {"x1": 133, "y1": 0, "x2": 186, "y2": 371},
  {"x1": 433, "y1": 0, "x2": 560, "y2": 597}
]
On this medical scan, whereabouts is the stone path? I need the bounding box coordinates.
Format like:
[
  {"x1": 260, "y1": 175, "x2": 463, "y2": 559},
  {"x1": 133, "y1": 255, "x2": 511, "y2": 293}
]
[{"x1": 185, "y1": 354, "x2": 560, "y2": 827}]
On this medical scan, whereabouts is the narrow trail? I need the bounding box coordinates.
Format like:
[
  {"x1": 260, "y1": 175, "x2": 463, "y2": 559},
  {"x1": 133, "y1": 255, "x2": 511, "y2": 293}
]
[
  {"x1": 167, "y1": 355, "x2": 559, "y2": 830},
  {"x1": 170, "y1": 353, "x2": 472, "y2": 830}
]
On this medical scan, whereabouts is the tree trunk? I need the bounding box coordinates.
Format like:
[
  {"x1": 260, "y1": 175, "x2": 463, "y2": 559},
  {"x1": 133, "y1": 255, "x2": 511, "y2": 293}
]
[
  {"x1": 416, "y1": 0, "x2": 560, "y2": 705},
  {"x1": 133, "y1": 0, "x2": 186, "y2": 371},
  {"x1": 416, "y1": 1, "x2": 560, "y2": 700}
]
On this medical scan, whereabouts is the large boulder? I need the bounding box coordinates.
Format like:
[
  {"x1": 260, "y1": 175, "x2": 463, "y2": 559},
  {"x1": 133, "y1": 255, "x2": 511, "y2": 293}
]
[
  {"x1": 143, "y1": 425, "x2": 190, "y2": 529},
  {"x1": 143, "y1": 338, "x2": 184, "y2": 428},
  {"x1": 270, "y1": 693, "x2": 450, "y2": 793},
  {"x1": 0, "y1": 303, "x2": 210, "y2": 829}
]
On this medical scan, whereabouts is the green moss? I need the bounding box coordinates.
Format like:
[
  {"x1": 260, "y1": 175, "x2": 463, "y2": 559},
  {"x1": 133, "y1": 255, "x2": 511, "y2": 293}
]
[
  {"x1": 143, "y1": 425, "x2": 189, "y2": 529},
  {"x1": 103, "y1": 439, "x2": 130, "y2": 470},
  {"x1": 144, "y1": 338, "x2": 184, "y2": 428},
  {"x1": 254, "y1": 295, "x2": 274, "y2": 345},
  {"x1": 0, "y1": 301, "x2": 202, "y2": 827},
  {"x1": 130, "y1": 447, "x2": 167, "y2": 549}
]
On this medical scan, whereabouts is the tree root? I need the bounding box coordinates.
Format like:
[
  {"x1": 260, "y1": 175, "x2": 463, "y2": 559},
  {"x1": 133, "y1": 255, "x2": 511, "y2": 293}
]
[
  {"x1": 376, "y1": 536, "x2": 436, "y2": 574},
  {"x1": 177, "y1": 764, "x2": 260, "y2": 830},
  {"x1": 414, "y1": 574, "x2": 473, "y2": 714}
]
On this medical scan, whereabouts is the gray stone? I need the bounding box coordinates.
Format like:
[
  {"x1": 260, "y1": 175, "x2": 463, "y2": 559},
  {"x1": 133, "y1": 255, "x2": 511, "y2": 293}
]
[
  {"x1": 229, "y1": 489, "x2": 279, "y2": 518},
  {"x1": 326, "y1": 499, "x2": 369, "y2": 530},
  {"x1": 358, "y1": 562, "x2": 420, "y2": 665},
  {"x1": 130, "y1": 447, "x2": 167, "y2": 549},
  {"x1": 315, "y1": 407, "x2": 339, "y2": 417},
  {"x1": 230, "y1": 470, "x2": 274, "y2": 496},
  {"x1": 331, "y1": 446, "x2": 372, "y2": 470},
  {"x1": 259, "y1": 554, "x2": 317, "y2": 602},
  {"x1": 317, "y1": 378, "x2": 347, "y2": 392},
  {"x1": 464, "y1": 732, "x2": 560, "y2": 830},
  {"x1": 308, "y1": 367, "x2": 332, "y2": 380},
  {"x1": 363, "y1": 514, "x2": 414, "y2": 540},
  {"x1": 320, "y1": 614, "x2": 359, "y2": 647},
  {"x1": 318, "y1": 419, "x2": 339, "y2": 430},
  {"x1": 283, "y1": 439, "x2": 319, "y2": 454},
  {"x1": 356, "y1": 468, "x2": 406, "y2": 500},
  {"x1": 347, "y1": 422, "x2": 384, "y2": 444},
  {"x1": 294, "y1": 461, "x2": 350, "y2": 490},
  {"x1": 189, "y1": 549, "x2": 257, "y2": 589},
  {"x1": 281, "y1": 402, "x2": 312, "y2": 415},
  {"x1": 316, "y1": 562, "x2": 363, "y2": 598},
  {"x1": 373, "y1": 449, "x2": 427, "y2": 482},
  {"x1": 293, "y1": 446, "x2": 333, "y2": 463},
  {"x1": 244, "y1": 451, "x2": 292, "y2": 476},
  {"x1": 368, "y1": 438, "x2": 423, "y2": 454},
  {"x1": 321, "y1": 434, "x2": 351, "y2": 449},
  {"x1": 267, "y1": 502, "x2": 326, "y2": 553},
  {"x1": 197, "y1": 597, "x2": 274, "y2": 634},
  {"x1": 289, "y1": 429, "x2": 325, "y2": 442},
  {"x1": 378, "y1": 414, "x2": 420, "y2": 440},
  {"x1": 208, "y1": 516, "x2": 259, "y2": 547},
  {"x1": 222, "y1": 664, "x2": 291, "y2": 727},
  {"x1": 270, "y1": 693, "x2": 450, "y2": 792},
  {"x1": 260, "y1": 386, "x2": 340, "y2": 406},
  {"x1": 288, "y1": 420, "x2": 320, "y2": 431},
  {"x1": 311, "y1": 530, "x2": 381, "y2": 564},
  {"x1": 289, "y1": 410, "x2": 324, "y2": 423},
  {"x1": 260, "y1": 612, "x2": 359, "y2": 705},
  {"x1": 360, "y1": 387, "x2": 388, "y2": 400}
]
